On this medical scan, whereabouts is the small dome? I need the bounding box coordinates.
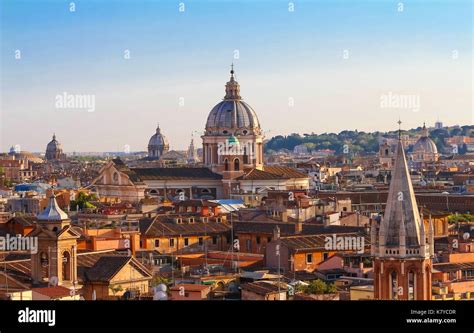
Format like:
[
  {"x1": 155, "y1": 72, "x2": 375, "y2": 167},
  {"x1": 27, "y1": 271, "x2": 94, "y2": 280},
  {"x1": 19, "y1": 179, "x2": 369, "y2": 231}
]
[
  {"x1": 45, "y1": 134, "x2": 64, "y2": 160},
  {"x1": 413, "y1": 123, "x2": 438, "y2": 154},
  {"x1": 413, "y1": 136, "x2": 438, "y2": 154},
  {"x1": 46, "y1": 134, "x2": 62, "y2": 152},
  {"x1": 228, "y1": 135, "x2": 239, "y2": 145},
  {"x1": 148, "y1": 124, "x2": 169, "y2": 147}
]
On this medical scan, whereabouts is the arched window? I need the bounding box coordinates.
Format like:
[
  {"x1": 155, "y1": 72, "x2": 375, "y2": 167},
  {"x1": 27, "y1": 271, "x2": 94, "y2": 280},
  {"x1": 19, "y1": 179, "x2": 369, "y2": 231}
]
[
  {"x1": 243, "y1": 146, "x2": 248, "y2": 164},
  {"x1": 40, "y1": 252, "x2": 49, "y2": 280},
  {"x1": 408, "y1": 271, "x2": 416, "y2": 300},
  {"x1": 113, "y1": 172, "x2": 119, "y2": 184},
  {"x1": 390, "y1": 270, "x2": 398, "y2": 300},
  {"x1": 224, "y1": 159, "x2": 229, "y2": 171},
  {"x1": 234, "y1": 158, "x2": 240, "y2": 171},
  {"x1": 62, "y1": 251, "x2": 71, "y2": 281}
]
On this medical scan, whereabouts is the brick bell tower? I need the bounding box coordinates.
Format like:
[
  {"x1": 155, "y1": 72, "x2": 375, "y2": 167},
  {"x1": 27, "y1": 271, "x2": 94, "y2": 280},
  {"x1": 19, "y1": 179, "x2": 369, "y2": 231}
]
[
  {"x1": 30, "y1": 193, "x2": 80, "y2": 287},
  {"x1": 371, "y1": 123, "x2": 434, "y2": 300}
]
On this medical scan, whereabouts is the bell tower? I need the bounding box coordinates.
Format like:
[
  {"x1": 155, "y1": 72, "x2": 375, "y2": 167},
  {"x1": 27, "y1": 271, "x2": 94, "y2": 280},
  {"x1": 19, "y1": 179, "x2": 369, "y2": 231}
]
[
  {"x1": 30, "y1": 193, "x2": 80, "y2": 287},
  {"x1": 371, "y1": 123, "x2": 434, "y2": 300}
]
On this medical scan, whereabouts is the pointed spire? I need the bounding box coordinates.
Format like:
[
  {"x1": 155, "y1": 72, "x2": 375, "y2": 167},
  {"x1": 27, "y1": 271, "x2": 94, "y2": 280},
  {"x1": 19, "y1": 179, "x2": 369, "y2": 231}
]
[
  {"x1": 53, "y1": 133, "x2": 56, "y2": 141},
  {"x1": 156, "y1": 123, "x2": 161, "y2": 134},
  {"x1": 379, "y1": 123, "x2": 425, "y2": 254},
  {"x1": 37, "y1": 192, "x2": 69, "y2": 221}
]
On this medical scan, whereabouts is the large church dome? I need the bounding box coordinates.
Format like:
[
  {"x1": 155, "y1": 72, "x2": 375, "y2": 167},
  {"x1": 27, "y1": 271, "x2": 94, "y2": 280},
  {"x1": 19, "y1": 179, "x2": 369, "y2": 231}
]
[
  {"x1": 413, "y1": 123, "x2": 438, "y2": 154},
  {"x1": 45, "y1": 134, "x2": 64, "y2": 161},
  {"x1": 148, "y1": 124, "x2": 169, "y2": 147},
  {"x1": 205, "y1": 67, "x2": 261, "y2": 136}
]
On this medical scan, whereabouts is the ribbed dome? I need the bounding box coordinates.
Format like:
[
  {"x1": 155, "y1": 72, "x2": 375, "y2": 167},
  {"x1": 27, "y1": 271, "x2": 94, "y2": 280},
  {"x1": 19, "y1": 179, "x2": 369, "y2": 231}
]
[
  {"x1": 413, "y1": 136, "x2": 438, "y2": 154},
  {"x1": 205, "y1": 100, "x2": 260, "y2": 135},
  {"x1": 45, "y1": 134, "x2": 64, "y2": 160},
  {"x1": 46, "y1": 134, "x2": 62, "y2": 153},
  {"x1": 148, "y1": 125, "x2": 169, "y2": 147},
  {"x1": 205, "y1": 67, "x2": 261, "y2": 136},
  {"x1": 413, "y1": 123, "x2": 438, "y2": 154}
]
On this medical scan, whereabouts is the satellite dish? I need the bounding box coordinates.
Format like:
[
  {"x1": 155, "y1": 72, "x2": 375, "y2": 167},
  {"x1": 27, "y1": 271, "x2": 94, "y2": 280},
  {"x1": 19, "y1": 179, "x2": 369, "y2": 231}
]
[
  {"x1": 153, "y1": 283, "x2": 168, "y2": 300},
  {"x1": 156, "y1": 283, "x2": 167, "y2": 292},
  {"x1": 48, "y1": 276, "x2": 58, "y2": 287}
]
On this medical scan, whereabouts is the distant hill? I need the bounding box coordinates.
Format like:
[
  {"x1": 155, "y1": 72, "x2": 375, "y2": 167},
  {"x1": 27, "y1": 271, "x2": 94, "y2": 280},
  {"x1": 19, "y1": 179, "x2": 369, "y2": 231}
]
[{"x1": 264, "y1": 125, "x2": 474, "y2": 155}]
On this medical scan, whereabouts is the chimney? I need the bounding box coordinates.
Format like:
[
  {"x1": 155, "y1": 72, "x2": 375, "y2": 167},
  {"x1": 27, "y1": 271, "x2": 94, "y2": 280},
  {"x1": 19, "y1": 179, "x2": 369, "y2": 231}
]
[{"x1": 295, "y1": 221, "x2": 303, "y2": 234}]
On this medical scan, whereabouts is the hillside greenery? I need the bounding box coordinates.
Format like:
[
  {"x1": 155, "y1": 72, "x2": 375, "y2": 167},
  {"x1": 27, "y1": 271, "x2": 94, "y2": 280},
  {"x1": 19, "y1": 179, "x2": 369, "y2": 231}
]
[{"x1": 264, "y1": 125, "x2": 474, "y2": 155}]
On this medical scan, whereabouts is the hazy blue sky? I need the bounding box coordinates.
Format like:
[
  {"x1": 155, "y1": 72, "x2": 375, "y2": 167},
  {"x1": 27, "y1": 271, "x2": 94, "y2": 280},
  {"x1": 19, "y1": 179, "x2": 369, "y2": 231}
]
[{"x1": 1, "y1": 0, "x2": 472, "y2": 152}]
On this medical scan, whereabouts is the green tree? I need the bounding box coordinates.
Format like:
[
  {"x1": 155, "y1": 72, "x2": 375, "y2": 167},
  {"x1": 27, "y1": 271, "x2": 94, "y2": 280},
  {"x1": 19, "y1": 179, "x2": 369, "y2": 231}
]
[
  {"x1": 297, "y1": 279, "x2": 337, "y2": 295},
  {"x1": 109, "y1": 284, "x2": 123, "y2": 296},
  {"x1": 70, "y1": 192, "x2": 97, "y2": 211},
  {"x1": 151, "y1": 275, "x2": 170, "y2": 287}
]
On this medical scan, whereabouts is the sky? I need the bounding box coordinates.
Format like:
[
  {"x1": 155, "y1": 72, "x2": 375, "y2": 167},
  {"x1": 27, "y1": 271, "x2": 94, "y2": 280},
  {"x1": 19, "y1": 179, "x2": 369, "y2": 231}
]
[{"x1": 0, "y1": 0, "x2": 472, "y2": 153}]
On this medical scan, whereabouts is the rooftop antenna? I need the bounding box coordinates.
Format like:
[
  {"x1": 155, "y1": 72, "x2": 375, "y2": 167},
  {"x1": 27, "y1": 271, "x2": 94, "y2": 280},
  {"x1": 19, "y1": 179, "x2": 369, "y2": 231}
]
[{"x1": 397, "y1": 119, "x2": 402, "y2": 140}]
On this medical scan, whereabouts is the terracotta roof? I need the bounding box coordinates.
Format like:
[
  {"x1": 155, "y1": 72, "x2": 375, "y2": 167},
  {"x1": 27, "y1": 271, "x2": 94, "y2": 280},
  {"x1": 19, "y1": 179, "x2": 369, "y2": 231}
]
[
  {"x1": 263, "y1": 166, "x2": 308, "y2": 179},
  {"x1": 237, "y1": 166, "x2": 309, "y2": 181},
  {"x1": 112, "y1": 159, "x2": 144, "y2": 185},
  {"x1": 32, "y1": 286, "x2": 72, "y2": 299},
  {"x1": 433, "y1": 262, "x2": 474, "y2": 272},
  {"x1": 175, "y1": 199, "x2": 219, "y2": 207},
  {"x1": 132, "y1": 168, "x2": 222, "y2": 181},
  {"x1": 7, "y1": 216, "x2": 37, "y2": 227},
  {"x1": 280, "y1": 233, "x2": 370, "y2": 252},
  {"x1": 233, "y1": 221, "x2": 366, "y2": 236},
  {"x1": 170, "y1": 284, "x2": 210, "y2": 292},
  {"x1": 237, "y1": 168, "x2": 287, "y2": 181},
  {"x1": 139, "y1": 215, "x2": 231, "y2": 237},
  {"x1": 85, "y1": 255, "x2": 152, "y2": 282},
  {"x1": 241, "y1": 281, "x2": 287, "y2": 294}
]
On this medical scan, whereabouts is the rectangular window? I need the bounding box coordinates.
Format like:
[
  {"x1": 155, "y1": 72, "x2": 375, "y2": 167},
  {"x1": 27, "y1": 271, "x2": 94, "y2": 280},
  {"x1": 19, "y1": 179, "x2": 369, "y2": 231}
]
[
  {"x1": 169, "y1": 239, "x2": 175, "y2": 247},
  {"x1": 323, "y1": 252, "x2": 329, "y2": 261},
  {"x1": 306, "y1": 253, "x2": 313, "y2": 264},
  {"x1": 212, "y1": 236, "x2": 217, "y2": 245},
  {"x1": 198, "y1": 237, "x2": 203, "y2": 246},
  {"x1": 184, "y1": 238, "x2": 189, "y2": 246},
  {"x1": 267, "y1": 237, "x2": 272, "y2": 243},
  {"x1": 154, "y1": 239, "x2": 160, "y2": 248},
  {"x1": 256, "y1": 236, "x2": 261, "y2": 245}
]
